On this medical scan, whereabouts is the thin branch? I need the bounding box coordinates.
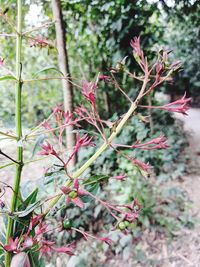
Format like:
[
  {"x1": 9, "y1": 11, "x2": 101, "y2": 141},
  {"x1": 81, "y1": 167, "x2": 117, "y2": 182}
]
[
  {"x1": 0, "y1": 33, "x2": 16, "y2": 37},
  {"x1": 22, "y1": 21, "x2": 55, "y2": 35},
  {"x1": 0, "y1": 149, "x2": 20, "y2": 165},
  {"x1": 111, "y1": 73, "x2": 133, "y2": 104}
]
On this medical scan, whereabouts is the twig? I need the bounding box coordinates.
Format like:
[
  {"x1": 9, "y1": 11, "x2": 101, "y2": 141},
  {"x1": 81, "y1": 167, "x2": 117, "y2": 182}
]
[{"x1": 0, "y1": 149, "x2": 20, "y2": 165}]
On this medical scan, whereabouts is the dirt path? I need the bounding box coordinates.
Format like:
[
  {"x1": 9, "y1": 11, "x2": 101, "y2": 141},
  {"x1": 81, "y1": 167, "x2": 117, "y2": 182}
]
[
  {"x1": 163, "y1": 108, "x2": 200, "y2": 267},
  {"x1": 176, "y1": 108, "x2": 200, "y2": 218}
]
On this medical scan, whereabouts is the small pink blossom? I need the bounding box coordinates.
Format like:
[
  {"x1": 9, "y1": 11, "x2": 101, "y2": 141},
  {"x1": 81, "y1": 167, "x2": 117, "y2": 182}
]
[
  {"x1": 111, "y1": 174, "x2": 127, "y2": 181},
  {"x1": 140, "y1": 93, "x2": 191, "y2": 115},
  {"x1": 127, "y1": 156, "x2": 150, "y2": 172},
  {"x1": 63, "y1": 111, "x2": 73, "y2": 124},
  {"x1": 28, "y1": 37, "x2": 53, "y2": 48},
  {"x1": 35, "y1": 221, "x2": 48, "y2": 237},
  {"x1": 39, "y1": 142, "x2": 58, "y2": 156},
  {"x1": 72, "y1": 227, "x2": 112, "y2": 245},
  {"x1": 75, "y1": 105, "x2": 96, "y2": 125},
  {"x1": 28, "y1": 215, "x2": 42, "y2": 232},
  {"x1": 37, "y1": 239, "x2": 55, "y2": 257},
  {"x1": 66, "y1": 133, "x2": 96, "y2": 165},
  {"x1": 130, "y1": 37, "x2": 143, "y2": 59},
  {"x1": 52, "y1": 244, "x2": 75, "y2": 255},
  {"x1": 130, "y1": 36, "x2": 147, "y2": 70},
  {"x1": 42, "y1": 121, "x2": 52, "y2": 130},
  {"x1": 162, "y1": 93, "x2": 191, "y2": 115},
  {"x1": 53, "y1": 104, "x2": 63, "y2": 122},
  {"x1": 82, "y1": 81, "x2": 97, "y2": 110},
  {"x1": 114, "y1": 135, "x2": 169, "y2": 151},
  {"x1": 133, "y1": 135, "x2": 169, "y2": 150},
  {"x1": 75, "y1": 133, "x2": 96, "y2": 151},
  {"x1": 61, "y1": 179, "x2": 87, "y2": 208},
  {"x1": 4, "y1": 237, "x2": 20, "y2": 253},
  {"x1": 99, "y1": 75, "x2": 110, "y2": 82}
]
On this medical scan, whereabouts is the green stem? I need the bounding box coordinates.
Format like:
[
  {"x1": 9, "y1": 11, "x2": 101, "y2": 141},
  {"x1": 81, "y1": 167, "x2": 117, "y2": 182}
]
[
  {"x1": 44, "y1": 75, "x2": 148, "y2": 214},
  {"x1": 5, "y1": 1, "x2": 23, "y2": 266}
]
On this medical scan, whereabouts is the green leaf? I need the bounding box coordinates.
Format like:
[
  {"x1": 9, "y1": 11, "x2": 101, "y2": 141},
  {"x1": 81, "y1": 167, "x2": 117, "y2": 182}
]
[
  {"x1": 33, "y1": 66, "x2": 64, "y2": 77},
  {"x1": 32, "y1": 135, "x2": 46, "y2": 158},
  {"x1": 18, "y1": 188, "x2": 39, "y2": 211},
  {"x1": 14, "y1": 201, "x2": 41, "y2": 218},
  {"x1": 0, "y1": 75, "x2": 16, "y2": 81}
]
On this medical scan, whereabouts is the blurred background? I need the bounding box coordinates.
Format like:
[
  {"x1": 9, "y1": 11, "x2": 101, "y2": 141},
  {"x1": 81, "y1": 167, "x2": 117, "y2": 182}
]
[{"x1": 0, "y1": 0, "x2": 200, "y2": 266}]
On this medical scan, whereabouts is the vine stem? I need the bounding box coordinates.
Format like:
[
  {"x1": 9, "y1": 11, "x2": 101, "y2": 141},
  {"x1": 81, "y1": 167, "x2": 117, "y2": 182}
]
[
  {"x1": 44, "y1": 73, "x2": 149, "y2": 214},
  {"x1": 5, "y1": 0, "x2": 23, "y2": 266}
]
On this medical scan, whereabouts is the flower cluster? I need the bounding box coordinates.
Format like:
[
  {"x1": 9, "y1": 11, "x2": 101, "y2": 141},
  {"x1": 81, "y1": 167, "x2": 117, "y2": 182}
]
[
  {"x1": 61, "y1": 179, "x2": 87, "y2": 208},
  {"x1": 139, "y1": 93, "x2": 191, "y2": 115},
  {"x1": 28, "y1": 36, "x2": 54, "y2": 49},
  {"x1": 3, "y1": 215, "x2": 74, "y2": 257}
]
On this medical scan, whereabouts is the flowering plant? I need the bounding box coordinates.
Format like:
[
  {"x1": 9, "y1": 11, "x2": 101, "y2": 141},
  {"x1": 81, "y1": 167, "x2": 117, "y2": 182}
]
[{"x1": 0, "y1": 4, "x2": 191, "y2": 267}]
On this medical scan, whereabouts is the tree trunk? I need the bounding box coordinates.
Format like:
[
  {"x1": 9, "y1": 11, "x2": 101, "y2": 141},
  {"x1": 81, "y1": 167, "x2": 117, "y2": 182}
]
[{"x1": 51, "y1": 0, "x2": 76, "y2": 167}]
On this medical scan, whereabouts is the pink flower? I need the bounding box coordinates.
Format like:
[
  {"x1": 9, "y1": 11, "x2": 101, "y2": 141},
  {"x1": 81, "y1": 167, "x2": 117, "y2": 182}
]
[
  {"x1": 66, "y1": 133, "x2": 96, "y2": 165},
  {"x1": 99, "y1": 75, "x2": 110, "y2": 82},
  {"x1": 156, "y1": 61, "x2": 164, "y2": 76},
  {"x1": 82, "y1": 81, "x2": 97, "y2": 110},
  {"x1": 130, "y1": 36, "x2": 146, "y2": 70},
  {"x1": 127, "y1": 156, "x2": 150, "y2": 172},
  {"x1": 38, "y1": 142, "x2": 58, "y2": 156},
  {"x1": 37, "y1": 239, "x2": 55, "y2": 257},
  {"x1": 28, "y1": 215, "x2": 42, "y2": 232},
  {"x1": 114, "y1": 135, "x2": 168, "y2": 151},
  {"x1": 42, "y1": 121, "x2": 52, "y2": 130},
  {"x1": 133, "y1": 135, "x2": 169, "y2": 150},
  {"x1": 52, "y1": 244, "x2": 75, "y2": 255},
  {"x1": 28, "y1": 36, "x2": 52, "y2": 48},
  {"x1": 53, "y1": 104, "x2": 63, "y2": 122},
  {"x1": 75, "y1": 105, "x2": 96, "y2": 125},
  {"x1": 140, "y1": 93, "x2": 191, "y2": 115},
  {"x1": 72, "y1": 227, "x2": 112, "y2": 246},
  {"x1": 75, "y1": 133, "x2": 96, "y2": 151},
  {"x1": 61, "y1": 179, "x2": 87, "y2": 208},
  {"x1": 35, "y1": 221, "x2": 48, "y2": 237},
  {"x1": 111, "y1": 174, "x2": 127, "y2": 181},
  {"x1": 130, "y1": 37, "x2": 143, "y2": 59},
  {"x1": 162, "y1": 93, "x2": 191, "y2": 115},
  {"x1": 63, "y1": 111, "x2": 73, "y2": 124},
  {"x1": 4, "y1": 237, "x2": 20, "y2": 253}
]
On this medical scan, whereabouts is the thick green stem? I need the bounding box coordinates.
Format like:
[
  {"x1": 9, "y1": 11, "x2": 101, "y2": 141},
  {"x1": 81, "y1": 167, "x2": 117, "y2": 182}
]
[
  {"x1": 5, "y1": 0, "x2": 23, "y2": 266},
  {"x1": 45, "y1": 75, "x2": 148, "y2": 214}
]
